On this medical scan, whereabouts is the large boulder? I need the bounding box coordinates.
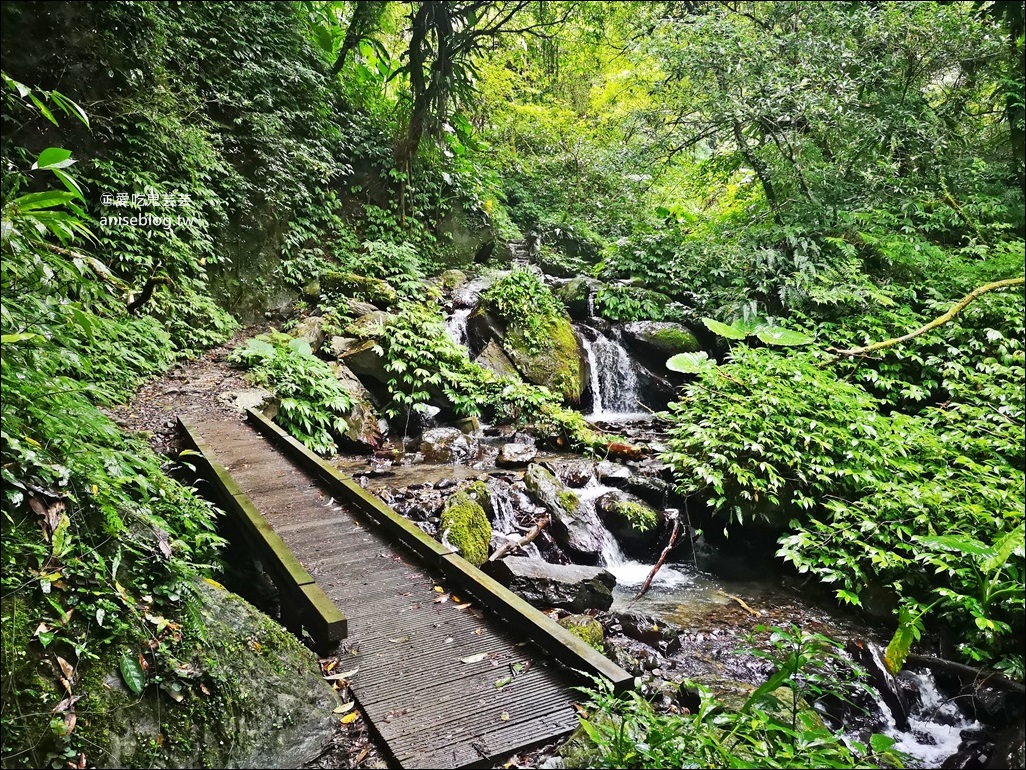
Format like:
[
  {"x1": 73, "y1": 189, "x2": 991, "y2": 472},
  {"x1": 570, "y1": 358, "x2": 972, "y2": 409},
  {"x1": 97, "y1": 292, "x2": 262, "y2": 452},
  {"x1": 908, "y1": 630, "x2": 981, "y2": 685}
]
[
  {"x1": 555, "y1": 277, "x2": 602, "y2": 320},
  {"x1": 347, "y1": 310, "x2": 391, "y2": 340},
  {"x1": 329, "y1": 363, "x2": 386, "y2": 450},
  {"x1": 420, "y1": 427, "x2": 480, "y2": 465},
  {"x1": 86, "y1": 580, "x2": 338, "y2": 768},
  {"x1": 441, "y1": 489, "x2": 491, "y2": 566},
  {"x1": 524, "y1": 463, "x2": 604, "y2": 563},
  {"x1": 320, "y1": 271, "x2": 397, "y2": 309},
  {"x1": 497, "y1": 442, "x2": 537, "y2": 468},
  {"x1": 218, "y1": 387, "x2": 279, "y2": 420},
  {"x1": 474, "y1": 340, "x2": 521, "y2": 381},
  {"x1": 622, "y1": 321, "x2": 701, "y2": 360},
  {"x1": 337, "y1": 339, "x2": 389, "y2": 385},
  {"x1": 595, "y1": 490, "x2": 663, "y2": 557},
  {"x1": 289, "y1": 315, "x2": 326, "y2": 354},
  {"x1": 483, "y1": 557, "x2": 615, "y2": 612},
  {"x1": 502, "y1": 319, "x2": 586, "y2": 402}
]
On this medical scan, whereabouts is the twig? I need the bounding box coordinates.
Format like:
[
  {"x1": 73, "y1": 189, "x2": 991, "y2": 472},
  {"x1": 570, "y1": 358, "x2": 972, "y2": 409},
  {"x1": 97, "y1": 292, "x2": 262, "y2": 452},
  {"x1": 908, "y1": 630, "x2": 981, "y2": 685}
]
[
  {"x1": 488, "y1": 516, "x2": 549, "y2": 562},
  {"x1": 634, "y1": 518, "x2": 681, "y2": 601},
  {"x1": 830, "y1": 277, "x2": 1024, "y2": 357}
]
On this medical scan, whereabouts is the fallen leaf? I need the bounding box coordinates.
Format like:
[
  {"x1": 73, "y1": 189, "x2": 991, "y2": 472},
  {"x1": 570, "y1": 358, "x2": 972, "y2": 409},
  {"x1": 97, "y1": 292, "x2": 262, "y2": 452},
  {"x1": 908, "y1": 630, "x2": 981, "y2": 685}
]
[
  {"x1": 473, "y1": 628, "x2": 483, "y2": 635},
  {"x1": 444, "y1": 636, "x2": 454, "y2": 644},
  {"x1": 341, "y1": 712, "x2": 360, "y2": 724},
  {"x1": 324, "y1": 660, "x2": 336, "y2": 673},
  {"x1": 451, "y1": 594, "x2": 462, "y2": 603},
  {"x1": 500, "y1": 711, "x2": 509, "y2": 721},
  {"x1": 356, "y1": 748, "x2": 368, "y2": 763},
  {"x1": 388, "y1": 636, "x2": 409, "y2": 644},
  {"x1": 494, "y1": 675, "x2": 513, "y2": 688},
  {"x1": 453, "y1": 602, "x2": 472, "y2": 610},
  {"x1": 51, "y1": 694, "x2": 81, "y2": 713},
  {"x1": 62, "y1": 712, "x2": 77, "y2": 736},
  {"x1": 324, "y1": 666, "x2": 359, "y2": 681},
  {"x1": 161, "y1": 683, "x2": 185, "y2": 702},
  {"x1": 433, "y1": 585, "x2": 445, "y2": 593},
  {"x1": 432, "y1": 595, "x2": 449, "y2": 604},
  {"x1": 333, "y1": 701, "x2": 355, "y2": 714},
  {"x1": 56, "y1": 656, "x2": 75, "y2": 683},
  {"x1": 460, "y1": 653, "x2": 488, "y2": 664}
]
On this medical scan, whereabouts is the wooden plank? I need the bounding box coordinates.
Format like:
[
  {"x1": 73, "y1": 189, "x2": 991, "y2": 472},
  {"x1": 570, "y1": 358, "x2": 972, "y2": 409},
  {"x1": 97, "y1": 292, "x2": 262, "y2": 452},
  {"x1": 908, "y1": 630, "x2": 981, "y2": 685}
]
[
  {"x1": 178, "y1": 419, "x2": 347, "y2": 648},
  {"x1": 243, "y1": 408, "x2": 634, "y2": 693}
]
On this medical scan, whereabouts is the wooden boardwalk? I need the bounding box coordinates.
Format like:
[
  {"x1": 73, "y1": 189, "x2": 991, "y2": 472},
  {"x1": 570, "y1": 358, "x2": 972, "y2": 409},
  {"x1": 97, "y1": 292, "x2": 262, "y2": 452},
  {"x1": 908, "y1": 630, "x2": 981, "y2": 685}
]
[{"x1": 181, "y1": 412, "x2": 631, "y2": 769}]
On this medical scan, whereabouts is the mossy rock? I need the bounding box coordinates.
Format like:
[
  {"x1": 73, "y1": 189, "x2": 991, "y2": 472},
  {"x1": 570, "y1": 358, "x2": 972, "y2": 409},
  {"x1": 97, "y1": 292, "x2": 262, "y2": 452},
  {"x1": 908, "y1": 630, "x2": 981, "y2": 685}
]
[
  {"x1": 623, "y1": 321, "x2": 701, "y2": 357},
  {"x1": 2, "y1": 579, "x2": 338, "y2": 769},
  {"x1": 503, "y1": 317, "x2": 585, "y2": 402},
  {"x1": 441, "y1": 490, "x2": 491, "y2": 566},
  {"x1": 321, "y1": 270, "x2": 398, "y2": 309},
  {"x1": 438, "y1": 269, "x2": 468, "y2": 291},
  {"x1": 558, "y1": 614, "x2": 605, "y2": 652}
]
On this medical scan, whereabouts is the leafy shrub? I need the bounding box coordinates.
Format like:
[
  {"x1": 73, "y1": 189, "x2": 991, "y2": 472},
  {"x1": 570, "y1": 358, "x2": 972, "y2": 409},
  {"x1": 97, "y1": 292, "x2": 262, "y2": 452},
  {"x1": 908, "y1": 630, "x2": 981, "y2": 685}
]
[
  {"x1": 229, "y1": 333, "x2": 353, "y2": 455},
  {"x1": 574, "y1": 624, "x2": 903, "y2": 769},
  {"x1": 481, "y1": 268, "x2": 566, "y2": 352}
]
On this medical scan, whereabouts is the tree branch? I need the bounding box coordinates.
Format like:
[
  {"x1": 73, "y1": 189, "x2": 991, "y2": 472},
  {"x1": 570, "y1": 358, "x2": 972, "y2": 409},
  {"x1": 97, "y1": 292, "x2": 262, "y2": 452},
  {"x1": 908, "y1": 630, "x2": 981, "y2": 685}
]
[{"x1": 830, "y1": 277, "x2": 1025, "y2": 357}]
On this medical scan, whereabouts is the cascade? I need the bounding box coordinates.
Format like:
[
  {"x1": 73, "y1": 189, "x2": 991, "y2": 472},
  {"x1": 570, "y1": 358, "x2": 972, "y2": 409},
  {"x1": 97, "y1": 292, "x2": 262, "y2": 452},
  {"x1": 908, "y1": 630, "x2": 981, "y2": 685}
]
[
  {"x1": 445, "y1": 308, "x2": 471, "y2": 348},
  {"x1": 487, "y1": 479, "x2": 541, "y2": 559},
  {"x1": 581, "y1": 329, "x2": 644, "y2": 419}
]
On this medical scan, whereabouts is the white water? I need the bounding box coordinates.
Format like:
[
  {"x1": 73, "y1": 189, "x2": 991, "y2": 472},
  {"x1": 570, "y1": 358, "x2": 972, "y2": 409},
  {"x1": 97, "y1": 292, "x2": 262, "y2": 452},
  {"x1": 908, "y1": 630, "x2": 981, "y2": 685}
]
[
  {"x1": 445, "y1": 308, "x2": 472, "y2": 348},
  {"x1": 576, "y1": 480, "x2": 691, "y2": 589},
  {"x1": 487, "y1": 479, "x2": 541, "y2": 559},
  {"x1": 881, "y1": 669, "x2": 984, "y2": 769},
  {"x1": 582, "y1": 331, "x2": 643, "y2": 419}
]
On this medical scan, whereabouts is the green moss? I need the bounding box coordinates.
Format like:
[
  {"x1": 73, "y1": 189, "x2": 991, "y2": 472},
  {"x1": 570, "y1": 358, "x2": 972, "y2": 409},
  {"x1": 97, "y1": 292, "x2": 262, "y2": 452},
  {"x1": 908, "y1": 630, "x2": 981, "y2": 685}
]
[
  {"x1": 441, "y1": 491, "x2": 491, "y2": 567},
  {"x1": 558, "y1": 614, "x2": 605, "y2": 652},
  {"x1": 320, "y1": 270, "x2": 398, "y2": 308},
  {"x1": 504, "y1": 316, "x2": 585, "y2": 401},
  {"x1": 649, "y1": 327, "x2": 700, "y2": 354},
  {"x1": 557, "y1": 489, "x2": 581, "y2": 513},
  {"x1": 612, "y1": 500, "x2": 658, "y2": 532}
]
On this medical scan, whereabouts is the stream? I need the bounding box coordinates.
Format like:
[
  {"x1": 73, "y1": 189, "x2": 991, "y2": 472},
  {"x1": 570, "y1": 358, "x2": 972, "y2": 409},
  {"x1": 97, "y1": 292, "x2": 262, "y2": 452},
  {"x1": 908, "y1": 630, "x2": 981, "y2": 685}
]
[{"x1": 322, "y1": 274, "x2": 1010, "y2": 768}]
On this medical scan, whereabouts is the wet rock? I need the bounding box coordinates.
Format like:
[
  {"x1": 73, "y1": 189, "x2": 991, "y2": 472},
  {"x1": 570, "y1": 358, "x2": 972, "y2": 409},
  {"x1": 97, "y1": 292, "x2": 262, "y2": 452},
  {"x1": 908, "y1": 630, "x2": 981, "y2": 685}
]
[
  {"x1": 986, "y1": 721, "x2": 1025, "y2": 769},
  {"x1": 290, "y1": 315, "x2": 326, "y2": 354},
  {"x1": 321, "y1": 271, "x2": 398, "y2": 309},
  {"x1": 524, "y1": 463, "x2": 604, "y2": 563},
  {"x1": 420, "y1": 427, "x2": 480, "y2": 465},
  {"x1": 338, "y1": 340, "x2": 389, "y2": 386},
  {"x1": 618, "y1": 612, "x2": 677, "y2": 648},
  {"x1": 558, "y1": 614, "x2": 605, "y2": 652},
  {"x1": 329, "y1": 363, "x2": 385, "y2": 450},
  {"x1": 466, "y1": 309, "x2": 506, "y2": 355},
  {"x1": 342, "y1": 298, "x2": 379, "y2": 317},
  {"x1": 218, "y1": 387, "x2": 278, "y2": 419},
  {"x1": 327, "y1": 336, "x2": 361, "y2": 360},
  {"x1": 438, "y1": 269, "x2": 468, "y2": 292},
  {"x1": 502, "y1": 319, "x2": 587, "y2": 402},
  {"x1": 595, "y1": 490, "x2": 663, "y2": 557},
  {"x1": 100, "y1": 580, "x2": 338, "y2": 769},
  {"x1": 483, "y1": 557, "x2": 615, "y2": 612},
  {"x1": 497, "y1": 442, "x2": 538, "y2": 468},
  {"x1": 453, "y1": 416, "x2": 480, "y2": 435},
  {"x1": 595, "y1": 461, "x2": 631, "y2": 487},
  {"x1": 473, "y1": 340, "x2": 521, "y2": 380},
  {"x1": 555, "y1": 276, "x2": 602, "y2": 320},
  {"x1": 550, "y1": 461, "x2": 595, "y2": 488},
  {"x1": 622, "y1": 321, "x2": 701, "y2": 358},
  {"x1": 625, "y1": 473, "x2": 672, "y2": 508}
]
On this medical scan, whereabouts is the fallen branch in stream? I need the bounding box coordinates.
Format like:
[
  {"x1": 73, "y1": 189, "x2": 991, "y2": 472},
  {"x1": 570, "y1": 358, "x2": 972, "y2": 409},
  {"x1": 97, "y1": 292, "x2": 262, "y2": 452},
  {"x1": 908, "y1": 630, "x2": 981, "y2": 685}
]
[
  {"x1": 488, "y1": 516, "x2": 549, "y2": 562},
  {"x1": 634, "y1": 517, "x2": 681, "y2": 601},
  {"x1": 906, "y1": 653, "x2": 1026, "y2": 694}
]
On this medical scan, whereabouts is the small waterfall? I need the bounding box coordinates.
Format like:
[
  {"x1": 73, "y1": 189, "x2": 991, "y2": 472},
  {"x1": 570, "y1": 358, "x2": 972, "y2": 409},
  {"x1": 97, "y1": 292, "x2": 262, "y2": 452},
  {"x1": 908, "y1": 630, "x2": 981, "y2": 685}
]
[
  {"x1": 488, "y1": 480, "x2": 541, "y2": 559},
  {"x1": 445, "y1": 308, "x2": 471, "y2": 348},
  {"x1": 576, "y1": 479, "x2": 690, "y2": 588},
  {"x1": 583, "y1": 330, "x2": 643, "y2": 419},
  {"x1": 880, "y1": 669, "x2": 985, "y2": 769}
]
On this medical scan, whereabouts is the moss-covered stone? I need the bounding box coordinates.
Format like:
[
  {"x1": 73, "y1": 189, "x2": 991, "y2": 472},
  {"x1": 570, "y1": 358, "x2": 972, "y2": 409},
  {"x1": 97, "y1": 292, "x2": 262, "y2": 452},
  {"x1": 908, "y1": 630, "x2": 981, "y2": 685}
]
[
  {"x1": 441, "y1": 491, "x2": 491, "y2": 566},
  {"x1": 3, "y1": 580, "x2": 337, "y2": 770},
  {"x1": 612, "y1": 500, "x2": 657, "y2": 532},
  {"x1": 320, "y1": 270, "x2": 398, "y2": 309},
  {"x1": 623, "y1": 321, "x2": 701, "y2": 357},
  {"x1": 558, "y1": 614, "x2": 605, "y2": 652},
  {"x1": 503, "y1": 317, "x2": 585, "y2": 402},
  {"x1": 557, "y1": 489, "x2": 581, "y2": 513}
]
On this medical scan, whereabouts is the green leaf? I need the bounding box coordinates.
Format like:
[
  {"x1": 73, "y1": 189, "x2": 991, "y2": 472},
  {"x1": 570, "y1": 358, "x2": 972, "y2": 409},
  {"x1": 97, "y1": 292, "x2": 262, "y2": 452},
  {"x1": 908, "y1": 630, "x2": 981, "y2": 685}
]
[
  {"x1": 702, "y1": 317, "x2": 748, "y2": 340},
  {"x1": 14, "y1": 190, "x2": 78, "y2": 211},
  {"x1": 870, "y1": 733, "x2": 897, "y2": 753},
  {"x1": 32, "y1": 148, "x2": 75, "y2": 171},
  {"x1": 666, "y1": 351, "x2": 716, "y2": 374},
  {"x1": 918, "y1": 534, "x2": 992, "y2": 559},
  {"x1": 287, "y1": 337, "x2": 313, "y2": 356},
  {"x1": 883, "y1": 607, "x2": 919, "y2": 675},
  {"x1": 754, "y1": 326, "x2": 814, "y2": 347},
  {"x1": 120, "y1": 653, "x2": 146, "y2": 695},
  {"x1": 0, "y1": 332, "x2": 41, "y2": 345}
]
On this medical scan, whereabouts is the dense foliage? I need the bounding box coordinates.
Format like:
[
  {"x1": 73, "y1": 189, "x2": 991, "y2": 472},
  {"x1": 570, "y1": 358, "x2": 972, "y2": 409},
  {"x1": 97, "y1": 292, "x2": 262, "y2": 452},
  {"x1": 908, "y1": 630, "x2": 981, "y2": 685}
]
[{"x1": 2, "y1": 0, "x2": 1024, "y2": 766}]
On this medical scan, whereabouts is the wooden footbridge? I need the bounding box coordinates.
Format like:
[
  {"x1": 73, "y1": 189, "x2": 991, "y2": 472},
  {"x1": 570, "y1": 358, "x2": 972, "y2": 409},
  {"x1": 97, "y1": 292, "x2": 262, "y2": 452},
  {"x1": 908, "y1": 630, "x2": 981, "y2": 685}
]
[{"x1": 180, "y1": 409, "x2": 632, "y2": 769}]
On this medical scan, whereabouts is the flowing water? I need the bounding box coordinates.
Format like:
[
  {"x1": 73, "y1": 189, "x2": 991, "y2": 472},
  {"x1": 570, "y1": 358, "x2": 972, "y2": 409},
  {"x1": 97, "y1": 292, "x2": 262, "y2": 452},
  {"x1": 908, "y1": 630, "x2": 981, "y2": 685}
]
[
  {"x1": 445, "y1": 308, "x2": 472, "y2": 348},
  {"x1": 581, "y1": 329, "x2": 648, "y2": 420}
]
